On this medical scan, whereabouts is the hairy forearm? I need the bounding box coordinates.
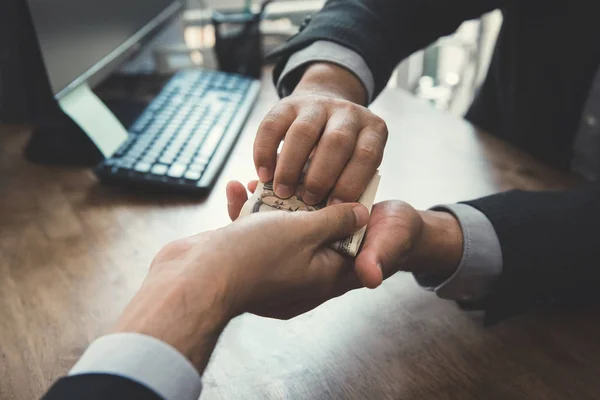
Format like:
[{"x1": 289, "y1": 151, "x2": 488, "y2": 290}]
[{"x1": 293, "y1": 62, "x2": 367, "y2": 105}]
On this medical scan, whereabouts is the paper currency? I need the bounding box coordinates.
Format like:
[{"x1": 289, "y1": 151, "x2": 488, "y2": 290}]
[{"x1": 238, "y1": 173, "x2": 381, "y2": 257}]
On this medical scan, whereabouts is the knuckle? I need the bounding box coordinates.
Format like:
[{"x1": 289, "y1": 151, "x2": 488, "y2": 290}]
[
  {"x1": 355, "y1": 144, "x2": 382, "y2": 166},
  {"x1": 314, "y1": 95, "x2": 330, "y2": 108},
  {"x1": 325, "y1": 97, "x2": 354, "y2": 113},
  {"x1": 335, "y1": 208, "x2": 354, "y2": 231},
  {"x1": 304, "y1": 174, "x2": 332, "y2": 194},
  {"x1": 276, "y1": 99, "x2": 297, "y2": 113},
  {"x1": 339, "y1": 100, "x2": 356, "y2": 112},
  {"x1": 298, "y1": 105, "x2": 322, "y2": 123},
  {"x1": 372, "y1": 116, "x2": 388, "y2": 132},
  {"x1": 340, "y1": 103, "x2": 363, "y2": 121},
  {"x1": 332, "y1": 181, "x2": 360, "y2": 201},
  {"x1": 259, "y1": 104, "x2": 295, "y2": 132},
  {"x1": 291, "y1": 120, "x2": 319, "y2": 144},
  {"x1": 156, "y1": 239, "x2": 192, "y2": 261},
  {"x1": 275, "y1": 164, "x2": 299, "y2": 183},
  {"x1": 371, "y1": 118, "x2": 389, "y2": 141},
  {"x1": 253, "y1": 142, "x2": 275, "y2": 165},
  {"x1": 259, "y1": 115, "x2": 283, "y2": 136},
  {"x1": 326, "y1": 129, "x2": 355, "y2": 152}
]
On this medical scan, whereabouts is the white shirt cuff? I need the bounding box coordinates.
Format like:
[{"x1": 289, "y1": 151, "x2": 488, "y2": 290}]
[
  {"x1": 69, "y1": 333, "x2": 202, "y2": 400},
  {"x1": 414, "y1": 204, "x2": 503, "y2": 302},
  {"x1": 276, "y1": 40, "x2": 375, "y2": 102}
]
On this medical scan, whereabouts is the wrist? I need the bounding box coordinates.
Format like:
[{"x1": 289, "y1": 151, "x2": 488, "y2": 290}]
[
  {"x1": 293, "y1": 62, "x2": 367, "y2": 105},
  {"x1": 413, "y1": 210, "x2": 464, "y2": 276},
  {"x1": 112, "y1": 277, "x2": 229, "y2": 374}
]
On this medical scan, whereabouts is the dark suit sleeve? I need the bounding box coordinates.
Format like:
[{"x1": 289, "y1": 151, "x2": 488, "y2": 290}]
[
  {"x1": 41, "y1": 374, "x2": 163, "y2": 400},
  {"x1": 268, "y1": 0, "x2": 504, "y2": 99},
  {"x1": 461, "y1": 183, "x2": 600, "y2": 324}
]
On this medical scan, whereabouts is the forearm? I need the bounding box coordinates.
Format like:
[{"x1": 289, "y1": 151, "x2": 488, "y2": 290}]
[
  {"x1": 61, "y1": 277, "x2": 223, "y2": 400},
  {"x1": 270, "y1": 0, "x2": 504, "y2": 98},
  {"x1": 112, "y1": 278, "x2": 229, "y2": 375}
]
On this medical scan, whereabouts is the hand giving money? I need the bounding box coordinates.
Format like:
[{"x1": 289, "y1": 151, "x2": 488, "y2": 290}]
[{"x1": 237, "y1": 173, "x2": 380, "y2": 257}]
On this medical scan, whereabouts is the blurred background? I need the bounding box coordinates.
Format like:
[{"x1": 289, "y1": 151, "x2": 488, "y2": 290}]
[{"x1": 145, "y1": 0, "x2": 503, "y2": 116}]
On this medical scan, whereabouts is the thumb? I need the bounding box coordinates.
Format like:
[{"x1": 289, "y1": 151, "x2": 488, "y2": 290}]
[
  {"x1": 306, "y1": 203, "x2": 369, "y2": 244},
  {"x1": 226, "y1": 181, "x2": 249, "y2": 220},
  {"x1": 354, "y1": 204, "x2": 416, "y2": 289}
]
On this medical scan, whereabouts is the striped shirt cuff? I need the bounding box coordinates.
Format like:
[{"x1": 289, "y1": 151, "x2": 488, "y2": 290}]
[
  {"x1": 276, "y1": 40, "x2": 375, "y2": 102},
  {"x1": 414, "y1": 204, "x2": 503, "y2": 302}
]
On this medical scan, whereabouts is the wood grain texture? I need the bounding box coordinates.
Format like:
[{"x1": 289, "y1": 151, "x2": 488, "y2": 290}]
[{"x1": 0, "y1": 73, "x2": 596, "y2": 400}]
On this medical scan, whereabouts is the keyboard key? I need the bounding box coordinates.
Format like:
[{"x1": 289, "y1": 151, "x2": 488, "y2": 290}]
[
  {"x1": 134, "y1": 162, "x2": 152, "y2": 173},
  {"x1": 128, "y1": 149, "x2": 146, "y2": 158},
  {"x1": 171, "y1": 136, "x2": 187, "y2": 145},
  {"x1": 180, "y1": 147, "x2": 196, "y2": 156},
  {"x1": 146, "y1": 149, "x2": 161, "y2": 157},
  {"x1": 151, "y1": 164, "x2": 168, "y2": 175},
  {"x1": 141, "y1": 154, "x2": 158, "y2": 164},
  {"x1": 163, "y1": 148, "x2": 179, "y2": 157},
  {"x1": 121, "y1": 155, "x2": 139, "y2": 163},
  {"x1": 188, "y1": 163, "x2": 205, "y2": 172},
  {"x1": 130, "y1": 114, "x2": 152, "y2": 132},
  {"x1": 128, "y1": 146, "x2": 147, "y2": 155},
  {"x1": 184, "y1": 170, "x2": 202, "y2": 181},
  {"x1": 159, "y1": 156, "x2": 174, "y2": 165},
  {"x1": 118, "y1": 160, "x2": 135, "y2": 169},
  {"x1": 167, "y1": 164, "x2": 187, "y2": 178},
  {"x1": 194, "y1": 155, "x2": 210, "y2": 165},
  {"x1": 188, "y1": 135, "x2": 205, "y2": 146},
  {"x1": 198, "y1": 128, "x2": 224, "y2": 158}
]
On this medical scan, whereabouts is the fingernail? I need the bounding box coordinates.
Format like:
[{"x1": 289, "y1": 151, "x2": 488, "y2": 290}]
[
  {"x1": 303, "y1": 190, "x2": 318, "y2": 205},
  {"x1": 275, "y1": 184, "x2": 293, "y2": 198},
  {"x1": 258, "y1": 167, "x2": 270, "y2": 182},
  {"x1": 330, "y1": 198, "x2": 343, "y2": 205}
]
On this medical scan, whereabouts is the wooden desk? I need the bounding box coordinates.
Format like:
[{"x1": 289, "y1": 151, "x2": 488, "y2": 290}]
[{"x1": 0, "y1": 77, "x2": 597, "y2": 400}]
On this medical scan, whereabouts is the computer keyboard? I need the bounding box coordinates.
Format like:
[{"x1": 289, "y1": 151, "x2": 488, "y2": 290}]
[{"x1": 95, "y1": 69, "x2": 260, "y2": 194}]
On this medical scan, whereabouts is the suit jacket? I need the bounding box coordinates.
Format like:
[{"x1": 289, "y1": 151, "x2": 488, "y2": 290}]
[
  {"x1": 42, "y1": 374, "x2": 162, "y2": 400},
  {"x1": 268, "y1": 0, "x2": 600, "y2": 323}
]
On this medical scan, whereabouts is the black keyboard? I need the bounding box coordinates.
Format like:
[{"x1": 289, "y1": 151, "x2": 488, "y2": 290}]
[{"x1": 95, "y1": 69, "x2": 260, "y2": 194}]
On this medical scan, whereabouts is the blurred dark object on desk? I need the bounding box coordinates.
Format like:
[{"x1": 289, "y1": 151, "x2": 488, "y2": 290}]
[
  {"x1": 0, "y1": 0, "x2": 56, "y2": 124},
  {"x1": 211, "y1": 1, "x2": 273, "y2": 79}
]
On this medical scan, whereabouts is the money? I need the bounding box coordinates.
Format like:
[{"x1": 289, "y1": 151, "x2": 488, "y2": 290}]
[{"x1": 238, "y1": 173, "x2": 381, "y2": 257}]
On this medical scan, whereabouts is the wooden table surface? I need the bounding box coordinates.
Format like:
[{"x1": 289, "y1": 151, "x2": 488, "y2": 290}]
[{"x1": 1, "y1": 75, "x2": 598, "y2": 400}]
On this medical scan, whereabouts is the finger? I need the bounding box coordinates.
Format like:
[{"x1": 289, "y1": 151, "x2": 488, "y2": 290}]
[
  {"x1": 354, "y1": 249, "x2": 383, "y2": 289},
  {"x1": 247, "y1": 180, "x2": 258, "y2": 194},
  {"x1": 354, "y1": 202, "x2": 408, "y2": 289},
  {"x1": 250, "y1": 269, "x2": 361, "y2": 320},
  {"x1": 226, "y1": 181, "x2": 249, "y2": 220},
  {"x1": 302, "y1": 112, "x2": 358, "y2": 205},
  {"x1": 306, "y1": 203, "x2": 369, "y2": 244},
  {"x1": 273, "y1": 108, "x2": 327, "y2": 198},
  {"x1": 328, "y1": 125, "x2": 387, "y2": 205},
  {"x1": 254, "y1": 103, "x2": 296, "y2": 182}
]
